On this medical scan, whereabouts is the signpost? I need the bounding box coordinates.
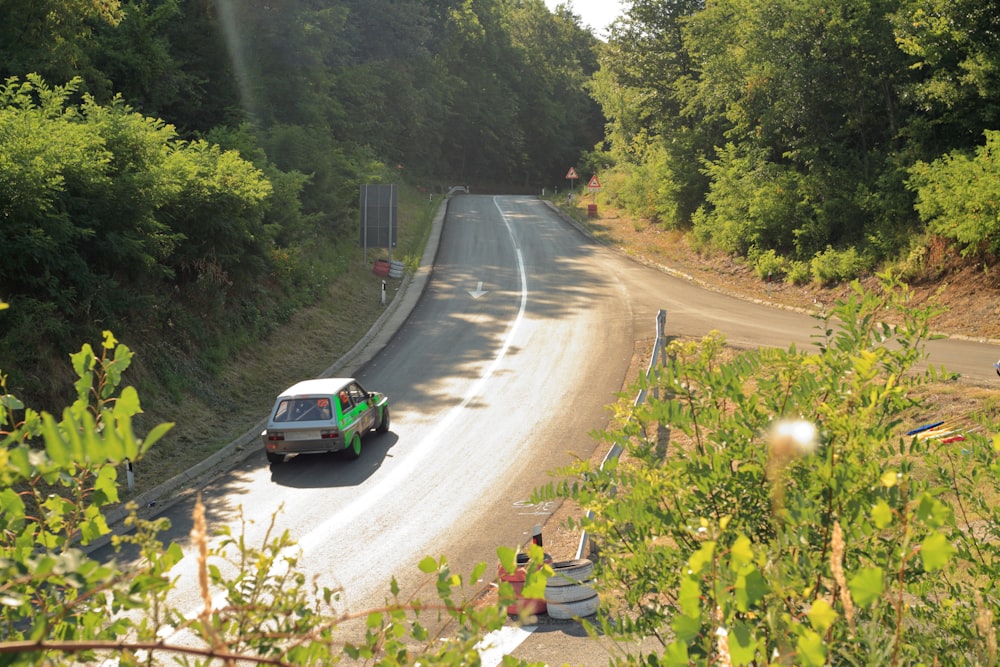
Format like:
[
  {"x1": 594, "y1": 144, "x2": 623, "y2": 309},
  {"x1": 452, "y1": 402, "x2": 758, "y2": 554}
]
[
  {"x1": 586, "y1": 175, "x2": 602, "y2": 218},
  {"x1": 566, "y1": 167, "x2": 578, "y2": 194},
  {"x1": 360, "y1": 184, "x2": 398, "y2": 264}
]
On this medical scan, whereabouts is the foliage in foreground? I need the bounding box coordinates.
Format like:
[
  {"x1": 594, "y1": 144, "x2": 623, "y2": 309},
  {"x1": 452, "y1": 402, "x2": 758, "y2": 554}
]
[
  {"x1": 543, "y1": 277, "x2": 1000, "y2": 665},
  {"x1": 0, "y1": 331, "x2": 544, "y2": 666}
]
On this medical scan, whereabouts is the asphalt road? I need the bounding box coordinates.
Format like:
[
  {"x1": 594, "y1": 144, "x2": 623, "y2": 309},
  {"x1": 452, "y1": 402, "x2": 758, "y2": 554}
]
[{"x1": 93, "y1": 194, "x2": 1000, "y2": 665}]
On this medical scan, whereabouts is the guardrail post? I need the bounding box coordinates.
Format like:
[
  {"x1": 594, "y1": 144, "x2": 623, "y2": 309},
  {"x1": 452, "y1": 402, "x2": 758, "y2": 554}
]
[{"x1": 652, "y1": 310, "x2": 667, "y2": 400}]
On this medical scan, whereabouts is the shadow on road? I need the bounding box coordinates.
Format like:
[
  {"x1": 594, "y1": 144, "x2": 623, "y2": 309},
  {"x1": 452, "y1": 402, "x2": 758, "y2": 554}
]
[{"x1": 266, "y1": 431, "x2": 400, "y2": 488}]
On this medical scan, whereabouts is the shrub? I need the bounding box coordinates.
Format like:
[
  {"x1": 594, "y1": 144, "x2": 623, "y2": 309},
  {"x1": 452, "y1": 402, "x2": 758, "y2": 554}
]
[
  {"x1": 751, "y1": 248, "x2": 788, "y2": 281},
  {"x1": 908, "y1": 130, "x2": 1000, "y2": 260},
  {"x1": 786, "y1": 260, "x2": 811, "y2": 285},
  {"x1": 810, "y1": 245, "x2": 866, "y2": 286},
  {"x1": 541, "y1": 279, "x2": 1000, "y2": 665}
]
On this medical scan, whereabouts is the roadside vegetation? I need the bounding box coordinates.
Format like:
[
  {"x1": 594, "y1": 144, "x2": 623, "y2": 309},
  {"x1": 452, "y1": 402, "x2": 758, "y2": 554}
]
[
  {"x1": 539, "y1": 279, "x2": 1000, "y2": 665},
  {"x1": 586, "y1": 0, "x2": 1000, "y2": 291}
]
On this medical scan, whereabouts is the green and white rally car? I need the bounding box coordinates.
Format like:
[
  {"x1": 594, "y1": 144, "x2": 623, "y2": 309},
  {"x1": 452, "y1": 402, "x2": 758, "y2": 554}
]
[{"x1": 261, "y1": 378, "x2": 390, "y2": 464}]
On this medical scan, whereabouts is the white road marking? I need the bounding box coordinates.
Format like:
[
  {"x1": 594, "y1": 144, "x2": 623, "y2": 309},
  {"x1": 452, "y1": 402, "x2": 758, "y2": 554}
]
[
  {"x1": 469, "y1": 280, "x2": 488, "y2": 298},
  {"x1": 477, "y1": 625, "x2": 537, "y2": 666},
  {"x1": 295, "y1": 199, "x2": 525, "y2": 551}
]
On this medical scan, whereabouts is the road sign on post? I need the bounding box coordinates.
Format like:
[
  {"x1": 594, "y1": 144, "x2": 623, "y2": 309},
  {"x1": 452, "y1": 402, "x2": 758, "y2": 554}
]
[
  {"x1": 587, "y1": 175, "x2": 602, "y2": 192},
  {"x1": 565, "y1": 167, "x2": 578, "y2": 193}
]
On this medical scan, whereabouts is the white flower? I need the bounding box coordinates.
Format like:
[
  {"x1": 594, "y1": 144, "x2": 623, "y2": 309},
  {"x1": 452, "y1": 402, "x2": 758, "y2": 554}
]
[{"x1": 770, "y1": 419, "x2": 819, "y2": 456}]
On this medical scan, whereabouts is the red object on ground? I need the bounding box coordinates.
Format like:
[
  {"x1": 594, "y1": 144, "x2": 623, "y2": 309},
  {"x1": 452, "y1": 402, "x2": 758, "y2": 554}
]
[
  {"x1": 498, "y1": 564, "x2": 547, "y2": 616},
  {"x1": 373, "y1": 259, "x2": 390, "y2": 277},
  {"x1": 497, "y1": 551, "x2": 552, "y2": 616}
]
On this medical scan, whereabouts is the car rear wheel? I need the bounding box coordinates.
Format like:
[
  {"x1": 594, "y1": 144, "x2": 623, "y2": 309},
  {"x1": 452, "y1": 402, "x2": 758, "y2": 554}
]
[
  {"x1": 266, "y1": 451, "x2": 284, "y2": 465},
  {"x1": 376, "y1": 406, "x2": 390, "y2": 433},
  {"x1": 342, "y1": 433, "x2": 362, "y2": 460}
]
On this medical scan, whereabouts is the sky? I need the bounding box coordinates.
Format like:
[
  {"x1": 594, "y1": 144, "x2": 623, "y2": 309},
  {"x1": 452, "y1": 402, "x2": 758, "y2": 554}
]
[{"x1": 542, "y1": 0, "x2": 625, "y2": 38}]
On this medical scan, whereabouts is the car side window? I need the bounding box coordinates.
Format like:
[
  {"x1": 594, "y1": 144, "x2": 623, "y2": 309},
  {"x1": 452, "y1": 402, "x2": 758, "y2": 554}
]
[{"x1": 348, "y1": 382, "x2": 367, "y2": 405}]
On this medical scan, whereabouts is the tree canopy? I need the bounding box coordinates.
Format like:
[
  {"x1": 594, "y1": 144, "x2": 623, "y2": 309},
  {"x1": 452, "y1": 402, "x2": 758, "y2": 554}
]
[
  {"x1": 593, "y1": 0, "x2": 1000, "y2": 282},
  {"x1": 0, "y1": 0, "x2": 605, "y2": 406}
]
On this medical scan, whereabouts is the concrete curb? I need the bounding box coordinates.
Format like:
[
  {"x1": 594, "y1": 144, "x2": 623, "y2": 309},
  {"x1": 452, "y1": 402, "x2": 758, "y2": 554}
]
[{"x1": 92, "y1": 197, "x2": 450, "y2": 549}]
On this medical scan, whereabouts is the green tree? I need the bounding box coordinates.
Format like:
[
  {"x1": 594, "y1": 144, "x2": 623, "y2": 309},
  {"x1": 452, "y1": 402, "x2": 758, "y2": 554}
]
[
  {"x1": 433, "y1": 0, "x2": 526, "y2": 183},
  {"x1": 0, "y1": 76, "x2": 276, "y2": 401},
  {"x1": 908, "y1": 130, "x2": 1000, "y2": 259},
  {"x1": 506, "y1": 0, "x2": 604, "y2": 187},
  {"x1": 0, "y1": 0, "x2": 123, "y2": 89},
  {"x1": 891, "y1": 0, "x2": 1000, "y2": 157},
  {"x1": 682, "y1": 0, "x2": 915, "y2": 260},
  {"x1": 591, "y1": 0, "x2": 709, "y2": 226},
  {"x1": 86, "y1": 0, "x2": 217, "y2": 128}
]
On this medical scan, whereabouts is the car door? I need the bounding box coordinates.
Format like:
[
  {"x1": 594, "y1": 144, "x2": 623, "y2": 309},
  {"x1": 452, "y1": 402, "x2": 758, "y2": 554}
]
[{"x1": 346, "y1": 381, "x2": 376, "y2": 432}]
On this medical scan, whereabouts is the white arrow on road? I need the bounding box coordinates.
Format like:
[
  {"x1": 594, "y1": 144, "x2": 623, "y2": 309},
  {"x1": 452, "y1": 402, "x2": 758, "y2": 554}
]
[{"x1": 468, "y1": 281, "x2": 488, "y2": 299}]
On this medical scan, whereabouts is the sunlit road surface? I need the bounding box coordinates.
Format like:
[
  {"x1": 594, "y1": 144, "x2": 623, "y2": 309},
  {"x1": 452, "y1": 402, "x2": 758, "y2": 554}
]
[{"x1": 94, "y1": 195, "x2": 997, "y2": 663}]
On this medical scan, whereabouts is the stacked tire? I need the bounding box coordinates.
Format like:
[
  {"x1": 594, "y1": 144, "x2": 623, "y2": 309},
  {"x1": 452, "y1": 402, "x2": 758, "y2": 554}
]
[
  {"x1": 545, "y1": 558, "x2": 599, "y2": 620},
  {"x1": 388, "y1": 260, "x2": 405, "y2": 279}
]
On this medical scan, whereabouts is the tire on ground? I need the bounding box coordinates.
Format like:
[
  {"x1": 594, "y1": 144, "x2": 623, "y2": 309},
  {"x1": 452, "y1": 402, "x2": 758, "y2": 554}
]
[
  {"x1": 376, "y1": 406, "x2": 390, "y2": 433},
  {"x1": 546, "y1": 593, "x2": 599, "y2": 620},
  {"x1": 544, "y1": 580, "x2": 595, "y2": 604},
  {"x1": 546, "y1": 559, "x2": 594, "y2": 586}
]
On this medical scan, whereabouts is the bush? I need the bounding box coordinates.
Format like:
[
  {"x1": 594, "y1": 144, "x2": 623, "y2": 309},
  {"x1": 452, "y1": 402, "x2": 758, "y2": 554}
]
[
  {"x1": 751, "y1": 248, "x2": 788, "y2": 281},
  {"x1": 786, "y1": 259, "x2": 811, "y2": 285},
  {"x1": 693, "y1": 143, "x2": 803, "y2": 256},
  {"x1": 540, "y1": 279, "x2": 1000, "y2": 665},
  {"x1": 908, "y1": 130, "x2": 1000, "y2": 260},
  {"x1": 810, "y1": 245, "x2": 866, "y2": 286}
]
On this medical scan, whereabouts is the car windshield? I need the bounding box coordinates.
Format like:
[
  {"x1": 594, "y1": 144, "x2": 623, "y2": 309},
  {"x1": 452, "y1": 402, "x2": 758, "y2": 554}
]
[{"x1": 273, "y1": 397, "x2": 333, "y2": 422}]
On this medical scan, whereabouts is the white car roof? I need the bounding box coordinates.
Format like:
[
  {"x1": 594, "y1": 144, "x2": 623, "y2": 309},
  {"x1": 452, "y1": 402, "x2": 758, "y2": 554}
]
[{"x1": 277, "y1": 378, "x2": 355, "y2": 398}]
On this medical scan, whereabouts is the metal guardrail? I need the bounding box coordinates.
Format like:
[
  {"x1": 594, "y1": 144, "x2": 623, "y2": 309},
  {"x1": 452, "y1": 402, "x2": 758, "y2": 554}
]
[{"x1": 575, "y1": 310, "x2": 668, "y2": 560}]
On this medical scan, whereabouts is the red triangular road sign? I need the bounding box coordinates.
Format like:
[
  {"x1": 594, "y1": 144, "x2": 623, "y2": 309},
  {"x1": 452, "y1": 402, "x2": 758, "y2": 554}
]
[
  {"x1": 566, "y1": 167, "x2": 578, "y2": 180},
  {"x1": 587, "y1": 175, "x2": 602, "y2": 190}
]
